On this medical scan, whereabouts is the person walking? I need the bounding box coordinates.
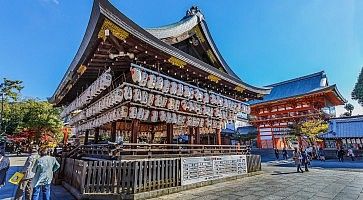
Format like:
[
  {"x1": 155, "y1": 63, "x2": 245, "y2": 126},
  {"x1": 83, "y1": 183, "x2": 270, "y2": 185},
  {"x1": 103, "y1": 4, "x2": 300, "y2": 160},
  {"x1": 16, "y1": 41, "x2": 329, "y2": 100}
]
[
  {"x1": 337, "y1": 148, "x2": 345, "y2": 162},
  {"x1": 274, "y1": 148, "x2": 279, "y2": 160},
  {"x1": 318, "y1": 147, "x2": 325, "y2": 161},
  {"x1": 347, "y1": 148, "x2": 355, "y2": 161},
  {"x1": 293, "y1": 148, "x2": 303, "y2": 173},
  {"x1": 0, "y1": 152, "x2": 10, "y2": 188},
  {"x1": 14, "y1": 147, "x2": 40, "y2": 200},
  {"x1": 31, "y1": 148, "x2": 60, "y2": 200},
  {"x1": 301, "y1": 149, "x2": 309, "y2": 172},
  {"x1": 282, "y1": 147, "x2": 288, "y2": 160}
]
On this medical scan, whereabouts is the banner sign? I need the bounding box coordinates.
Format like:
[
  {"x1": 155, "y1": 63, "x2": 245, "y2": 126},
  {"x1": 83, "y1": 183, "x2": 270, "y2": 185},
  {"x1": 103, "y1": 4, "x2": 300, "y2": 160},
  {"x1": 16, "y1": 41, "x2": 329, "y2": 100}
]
[{"x1": 181, "y1": 155, "x2": 247, "y2": 185}]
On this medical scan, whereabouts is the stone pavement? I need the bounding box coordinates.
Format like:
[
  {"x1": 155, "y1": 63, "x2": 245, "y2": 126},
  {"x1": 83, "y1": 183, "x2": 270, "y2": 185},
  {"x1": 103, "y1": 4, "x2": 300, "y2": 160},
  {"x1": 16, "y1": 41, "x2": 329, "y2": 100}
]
[
  {"x1": 0, "y1": 155, "x2": 75, "y2": 200},
  {"x1": 150, "y1": 165, "x2": 363, "y2": 200}
]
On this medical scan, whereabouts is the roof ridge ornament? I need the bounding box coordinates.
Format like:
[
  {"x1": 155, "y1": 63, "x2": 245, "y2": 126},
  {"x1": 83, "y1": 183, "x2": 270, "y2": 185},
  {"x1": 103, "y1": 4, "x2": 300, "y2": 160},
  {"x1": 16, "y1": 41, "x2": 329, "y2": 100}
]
[{"x1": 185, "y1": 5, "x2": 204, "y2": 21}]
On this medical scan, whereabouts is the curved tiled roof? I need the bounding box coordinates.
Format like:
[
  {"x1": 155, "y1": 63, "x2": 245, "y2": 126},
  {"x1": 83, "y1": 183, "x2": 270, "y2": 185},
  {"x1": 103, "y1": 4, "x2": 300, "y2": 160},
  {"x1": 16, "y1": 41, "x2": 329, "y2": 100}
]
[
  {"x1": 319, "y1": 116, "x2": 363, "y2": 139},
  {"x1": 249, "y1": 71, "x2": 346, "y2": 105}
]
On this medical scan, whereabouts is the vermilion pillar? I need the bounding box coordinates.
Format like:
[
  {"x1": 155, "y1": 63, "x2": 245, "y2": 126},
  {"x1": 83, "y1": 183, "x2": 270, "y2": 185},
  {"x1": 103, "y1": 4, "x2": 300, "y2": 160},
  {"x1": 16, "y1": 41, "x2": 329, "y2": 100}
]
[{"x1": 216, "y1": 129, "x2": 221, "y2": 145}]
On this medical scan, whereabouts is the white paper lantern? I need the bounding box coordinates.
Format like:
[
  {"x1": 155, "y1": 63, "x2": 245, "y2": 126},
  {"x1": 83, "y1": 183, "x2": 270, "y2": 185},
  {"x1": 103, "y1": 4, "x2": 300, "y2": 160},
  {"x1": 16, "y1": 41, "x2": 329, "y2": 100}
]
[
  {"x1": 147, "y1": 74, "x2": 156, "y2": 89},
  {"x1": 177, "y1": 83, "x2": 184, "y2": 96},
  {"x1": 123, "y1": 86, "x2": 133, "y2": 100},
  {"x1": 129, "y1": 107, "x2": 137, "y2": 119},
  {"x1": 159, "y1": 111, "x2": 166, "y2": 122},
  {"x1": 155, "y1": 76, "x2": 164, "y2": 91},
  {"x1": 169, "y1": 82, "x2": 177, "y2": 95},
  {"x1": 151, "y1": 110, "x2": 158, "y2": 122},
  {"x1": 162, "y1": 79, "x2": 170, "y2": 93},
  {"x1": 147, "y1": 93, "x2": 155, "y2": 106},
  {"x1": 140, "y1": 91, "x2": 148, "y2": 104},
  {"x1": 167, "y1": 98, "x2": 175, "y2": 110},
  {"x1": 130, "y1": 67, "x2": 142, "y2": 83},
  {"x1": 183, "y1": 85, "x2": 191, "y2": 98},
  {"x1": 139, "y1": 71, "x2": 148, "y2": 87},
  {"x1": 133, "y1": 89, "x2": 142, "y2": 102}
]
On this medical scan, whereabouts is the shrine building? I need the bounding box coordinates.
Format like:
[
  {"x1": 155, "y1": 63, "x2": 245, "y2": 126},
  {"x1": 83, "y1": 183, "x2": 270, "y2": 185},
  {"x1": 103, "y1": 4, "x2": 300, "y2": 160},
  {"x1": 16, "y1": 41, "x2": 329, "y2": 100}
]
[
  {"x1": 50, "y1": 0, "x2": 271, "y2": 147},
  {"x1": 248, "y1": 71, "x2": 346, "y2": 149}
]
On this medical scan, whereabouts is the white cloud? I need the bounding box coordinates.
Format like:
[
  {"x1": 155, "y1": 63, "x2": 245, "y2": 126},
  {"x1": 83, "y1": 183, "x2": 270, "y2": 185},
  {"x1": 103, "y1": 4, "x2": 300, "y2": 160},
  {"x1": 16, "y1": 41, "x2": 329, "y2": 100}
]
[{"x1": 40, "y1": 0, "x2": 59, "y2": 5}]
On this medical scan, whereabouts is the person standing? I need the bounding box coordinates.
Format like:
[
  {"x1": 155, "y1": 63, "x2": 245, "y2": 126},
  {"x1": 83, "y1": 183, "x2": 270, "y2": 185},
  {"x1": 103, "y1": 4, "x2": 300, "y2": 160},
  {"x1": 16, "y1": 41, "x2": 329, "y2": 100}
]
[
  {"x1": 301, "y1": 149, "x2": 309, "y2": 172},
  {"x1": 274, "y1": 148, "x2": 279, "y2": 160},
  {"x1": 14, "y1": 147, "x2": 40, "y2": 200},
  {"x1": 318, "y1": 147, "x2": 325, "y2": 161},
  {"x1": 0, "y1": 153, "x2": 10, "y2": 188},
  {"x1": 31, "y1": 148, "x2": 60, "y2": 200},
  {"x1": 347, "y1": 148, "x2": 355, "y2": 161},
  {"x1": 293, "y1": 148, "x2": 303, "y2": 173},
  {"x1": 282, "y1": 147, "x2": 288, "y2": 160}
]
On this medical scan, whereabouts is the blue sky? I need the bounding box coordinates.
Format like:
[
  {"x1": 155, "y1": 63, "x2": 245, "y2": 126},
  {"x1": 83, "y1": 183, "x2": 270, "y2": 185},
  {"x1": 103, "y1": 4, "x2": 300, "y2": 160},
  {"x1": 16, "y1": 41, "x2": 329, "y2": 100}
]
[{"x1": 1, "y1": 0, "x2": 363, "y2": 115}]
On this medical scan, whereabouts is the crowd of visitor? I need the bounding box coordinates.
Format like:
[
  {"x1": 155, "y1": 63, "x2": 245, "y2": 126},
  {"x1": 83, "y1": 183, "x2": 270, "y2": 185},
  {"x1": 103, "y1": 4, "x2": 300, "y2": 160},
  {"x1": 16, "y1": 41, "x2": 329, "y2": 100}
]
[
  {"x1": 273, "y1": 145, "x2": 360, "y2": 173},
  {"x1": 0, "y1": 147, "x2": 60, "y2": 200}
]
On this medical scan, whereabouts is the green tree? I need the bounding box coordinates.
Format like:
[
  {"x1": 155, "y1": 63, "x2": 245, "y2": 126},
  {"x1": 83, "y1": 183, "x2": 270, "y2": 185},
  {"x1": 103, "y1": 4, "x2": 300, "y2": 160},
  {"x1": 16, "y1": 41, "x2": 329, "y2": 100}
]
[
  {"x1": 300, "y1": 120, "x2": 328, "y2": 144},
  {"x1": 18, "y1": 99, "x2": 64, "y2": 144},
  {"x1": 352, "y1": 67, "x2": 363, "y2": 106},
  {"x1": 0, "y1": 78, "x2": 24, "y2": 101},
  {"x1": 344, "y1": 103, "x2": 354, "y2": 116}
]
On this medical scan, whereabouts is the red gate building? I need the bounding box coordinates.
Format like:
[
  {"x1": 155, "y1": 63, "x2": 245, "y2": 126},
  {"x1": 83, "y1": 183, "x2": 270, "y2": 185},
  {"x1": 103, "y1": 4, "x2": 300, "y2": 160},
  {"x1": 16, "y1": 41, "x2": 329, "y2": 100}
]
[{"x1": 248, "y1": 71, "x2": 346, "y2": 149}]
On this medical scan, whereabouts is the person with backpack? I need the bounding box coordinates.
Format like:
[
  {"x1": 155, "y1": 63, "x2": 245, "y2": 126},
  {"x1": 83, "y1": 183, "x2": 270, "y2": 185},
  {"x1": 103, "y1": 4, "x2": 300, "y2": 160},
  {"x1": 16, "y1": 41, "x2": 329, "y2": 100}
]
[{"x1": 14, "y1": 147, "x2": 40, "y2": 200}]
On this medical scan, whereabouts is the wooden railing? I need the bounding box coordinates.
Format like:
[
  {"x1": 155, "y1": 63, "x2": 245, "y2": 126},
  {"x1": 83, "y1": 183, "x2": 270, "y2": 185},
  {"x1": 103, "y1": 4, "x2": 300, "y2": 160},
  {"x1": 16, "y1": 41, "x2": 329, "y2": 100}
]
[
  {"x1": 63, "y1": 157, "x2": 181, "y2": 196},
  {"x1": 67, "y1": 143, "x2": 251, "y2": 160},
  {"x1": 62, "y1": 155, "x2": 261, "y2": 199}
]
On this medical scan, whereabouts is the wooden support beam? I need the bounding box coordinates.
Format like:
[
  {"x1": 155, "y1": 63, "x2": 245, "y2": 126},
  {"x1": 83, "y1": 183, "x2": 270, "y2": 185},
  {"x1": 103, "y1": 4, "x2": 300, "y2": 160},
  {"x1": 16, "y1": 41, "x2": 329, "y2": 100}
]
[
  {"x1": 216, "y1": 129, "x2": 221, "y2": 145},
  {"x1": 131, "y1": 120, "x2": 140, "y2": 144},
  {"x1": 94, "y1": 127, "x2": 100, "y2": 144},
  {"x1": 188, "y1": 127, "x2": 194, "y2": 145},
  {"x1": 150, "y1": 125, "x2": 155, "y2": 143},
  {"x1": 110, "y1": 121, "x2": 117, "y2": 142},
  {"x1": 84, "y1": 130, "x2": 89, "y2": 145},
  {"x1": 166, "y1": 124, "x2": 173, "y2": 144},
  {"x1": 195, "y1": 128, "x2": 200, "y2": 144}
]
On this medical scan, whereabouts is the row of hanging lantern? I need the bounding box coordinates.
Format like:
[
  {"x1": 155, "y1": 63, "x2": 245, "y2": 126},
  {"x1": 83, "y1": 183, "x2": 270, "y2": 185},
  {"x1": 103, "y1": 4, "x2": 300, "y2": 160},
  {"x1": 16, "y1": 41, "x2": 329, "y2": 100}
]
[
  {"x1": 61, "y1": 69, "x2": 112, "y2": 118},
  {"x1": 69, "y1": 81, "x2": 240, "y2": 126},
  {"x1": 70, "y1": 64, "x2": 251, "y2": 130},
  {"x1": 130, "y1": 66, "x2": 250, "y2": 113},
  {"x1": 75, "y1": 104, "x2": 224, "y2": 132}
]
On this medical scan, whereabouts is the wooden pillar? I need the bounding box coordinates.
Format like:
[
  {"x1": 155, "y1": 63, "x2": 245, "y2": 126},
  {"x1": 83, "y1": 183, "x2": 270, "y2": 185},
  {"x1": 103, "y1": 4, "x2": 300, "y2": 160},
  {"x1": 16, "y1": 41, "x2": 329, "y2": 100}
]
[
  {"x1": 110, "y1": 121, "x2": 117, "y2": 142},
  {"x1": 195, "y1": 128, "x2": 200, "y2": 144},
  {"x1": 166, "y1": 124, "x2": 173, "y2": 144},
  {"x1": 188, "y1": 127, "x2": 194, "y2": 144},
  {"x1": 216, "y1": 129, "x2": 221, "y2": 145},
  {"x1": 131, "y1": 120, "x2": 140, "y2": 144},
  {"x1": 84, "y1": 130, "x2": 89, "y2": 145},
  {"x1": 257, "y1": 127, "x2": 261, "y2": 148},
  {"x1": 94, "y1": 127, "x2": 100, "y2": 144},
  {"x1": 150, "y1": 125, "x2": 155, "y2": 144}
]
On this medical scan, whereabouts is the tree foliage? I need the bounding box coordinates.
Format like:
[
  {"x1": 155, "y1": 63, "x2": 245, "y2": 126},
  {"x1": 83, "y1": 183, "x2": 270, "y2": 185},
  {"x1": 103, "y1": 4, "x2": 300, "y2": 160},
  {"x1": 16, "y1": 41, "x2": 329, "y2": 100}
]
[
  {"x1": 0, "y1": 78, "x2": 63, "y2": 146},
  {"x1": 0, "y1": 79, "x2": 24, "y2": 101},
  {"x1": 352, "y1": 67, "x2": 363, "y2": 106},
  {"x1": 344, "y1": 103, "x2": 354, "y2": 116},
  {"x1": 289, "y1": 119, "x2": 328, "y2": 144},
  {"x1": 4, "y1": 99, "x2": 64, "y2": 145}
]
